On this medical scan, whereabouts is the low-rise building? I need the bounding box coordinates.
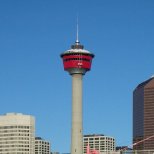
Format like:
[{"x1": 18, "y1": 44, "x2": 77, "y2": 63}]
[
  {"x1": 83, "y1": 134, "x2": 115, "y2": 154},
  {"x1": 35, "y1": 137, "x2": 51, "y2": 154}
]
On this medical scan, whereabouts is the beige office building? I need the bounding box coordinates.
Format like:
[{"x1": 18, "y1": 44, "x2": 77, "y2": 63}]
[
  {"x1": 0, "y1": 113, "x2": 35, "y2": 154},
  {"x1": 83, "y1": 134, "x2": 115, "y2": 154},
  {"x1": 35, "y1": 137, "x2": 51, "y2": 154}
]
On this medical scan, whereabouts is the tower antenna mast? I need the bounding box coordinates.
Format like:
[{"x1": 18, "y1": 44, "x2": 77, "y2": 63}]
[{"x1": 76, "y1": 16, "x2": 79, "y2": 44}]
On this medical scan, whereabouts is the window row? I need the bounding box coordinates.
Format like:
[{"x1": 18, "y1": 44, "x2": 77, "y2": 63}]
[
  {"x1": 64, "y1": 58, "x2": 91, "y2": 62},
  {"x1": 0, "y1": 133, "x2": 30, "y2": 137},
  {"x1": 0, "y1": 126, "x2": 30, "y2": 129}
]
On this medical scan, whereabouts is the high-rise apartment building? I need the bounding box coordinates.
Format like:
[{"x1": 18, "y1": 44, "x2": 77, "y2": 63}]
[
  {"x1": 83, "y1": 134, "x2": 115, "y2": 153},
  {"x1": 35, "y1": 137, "x2": 51, "y2": 154},
  {"x1": 133, "y1": 76, "x2": 154, "y2": 150},
  {"x1": 0, "y1": 113, "x2": 35, "y2": 154}
]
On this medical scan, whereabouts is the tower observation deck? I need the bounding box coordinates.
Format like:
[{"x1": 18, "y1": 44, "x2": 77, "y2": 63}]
[
  {"x1": 60, "y1": 40, "x2": 94, "y2": 75},
  {"x1": 60, "y1": 37, "x2": 94, "y2": 154}
]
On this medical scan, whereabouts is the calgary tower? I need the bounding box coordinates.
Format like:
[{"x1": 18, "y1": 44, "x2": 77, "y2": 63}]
[{"x1": 60, "y1": 27, "x2": 94, "y2": 154}]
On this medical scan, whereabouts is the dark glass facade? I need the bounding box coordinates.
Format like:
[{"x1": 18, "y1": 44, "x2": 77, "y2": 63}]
[{"x1": 133, "y1": 77, "x2": 154, "y2": 149}]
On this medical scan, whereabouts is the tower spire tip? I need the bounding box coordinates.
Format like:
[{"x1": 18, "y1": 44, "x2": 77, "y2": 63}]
[{"x1": 76, "y1": 16, "x2": 79, "y2": 44}]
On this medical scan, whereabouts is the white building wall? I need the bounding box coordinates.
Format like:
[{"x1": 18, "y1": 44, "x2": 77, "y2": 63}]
[
  {"x1": 35, "y1": 137, "x2": 51, "y2": 154},
  {"x1": 83, "y1": 134, "x2": 116, "y2": 154},
  {"x1": 0, "y1": 113, "x2": 35, "y2": 154}
]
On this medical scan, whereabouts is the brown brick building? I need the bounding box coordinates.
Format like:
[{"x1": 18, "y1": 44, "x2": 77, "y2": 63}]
[{"x1": 133, "y1": 76, "x2": 154, "y2": 150}]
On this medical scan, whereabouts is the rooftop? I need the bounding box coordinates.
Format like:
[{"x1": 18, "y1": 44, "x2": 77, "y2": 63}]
[{"x1": 135, "y1": 76, "x2": 154, "y2": 89}]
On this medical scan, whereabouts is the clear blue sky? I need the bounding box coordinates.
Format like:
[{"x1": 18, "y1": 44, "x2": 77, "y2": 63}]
[{"x1": 0, "y1": 0, "x2": 154, "y2": 152}]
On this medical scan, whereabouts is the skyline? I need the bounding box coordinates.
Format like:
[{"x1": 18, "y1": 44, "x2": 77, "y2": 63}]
[{"x1": 0, "y1": 0, "x2": 154, "y2": 153}]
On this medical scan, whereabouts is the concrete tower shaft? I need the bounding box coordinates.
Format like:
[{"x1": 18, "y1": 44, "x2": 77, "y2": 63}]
[{"x1": 72, "y1": 74, "x2": 83, "y2": 154}]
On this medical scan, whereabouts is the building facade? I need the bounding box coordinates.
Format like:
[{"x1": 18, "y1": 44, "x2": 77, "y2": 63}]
[
  {"x1": 83, "y1": 134, "x2": 115, "y2": 153},
  {"x1": 133, "y1": 76, "x2": 154, "y2": 150},
  {"x1": 0, "y1": 113, "x2": 35, "y2": 154},
  {"x1": 35, "y1": 137, "x2": 51, "y2": 154}
]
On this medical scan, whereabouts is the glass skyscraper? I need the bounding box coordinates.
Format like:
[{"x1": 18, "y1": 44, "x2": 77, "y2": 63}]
[{"x1": 133, "y1": 76, "x2": 154, "y2": 149}]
